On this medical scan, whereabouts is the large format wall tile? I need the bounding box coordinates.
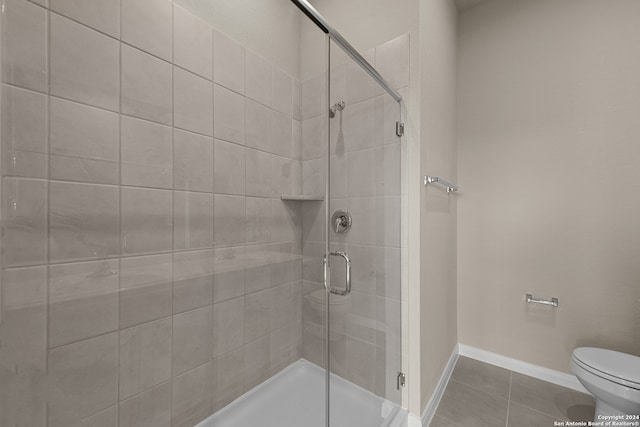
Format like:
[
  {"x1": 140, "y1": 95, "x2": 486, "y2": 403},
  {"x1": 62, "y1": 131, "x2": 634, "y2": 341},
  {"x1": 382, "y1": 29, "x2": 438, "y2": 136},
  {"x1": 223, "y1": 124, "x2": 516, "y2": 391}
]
[
  {"x1": 121, "y1": 0, "x2": 173, "y2": 61},
  {"x1": 1, "y1": 85, "x2": 47, "y2": 178},
  {"x1": 0, "y1": 266, "x2": 47, "y2": 372},
  {"x1": 50, "y1": 14, "x2": 119, "y2": 111},
  {"x1": 271, "y1": 67, "x2": 293, "y2": 117},
  {"x1": 375, "y1": 93, "x2": 402, "y2": 146},
  {"x1": 173, "y1": 129, "x2": 214, "y2": 193},
  {"x1": 48, "y1": 333, "x2": 119, "y2": 427},
  {"x1": 246, "y1": 51, "x2": 271, "y2": 106},
  {"x1": 213, "y1": 30, "x2": 245, "y2": 94},
  {"x1": 212, "y1": 296, "x2": 244, "y2": 358},
  {"x1": 293, "y1": 81, "x2": 302, "y2": 122},
  {"x1": 375, "y1": 143, "x2": 401, "y2": 196},
  {"x1": 173, "y1": 250, "x2": 214, "y2": 314},
  {"x1": 345, "y1": 98, "x2": 376, "y2": 152},
  {"x1": 121, "y1": 116, "x2": 173, "y2": 189},
  {"x1": 119, "y1": 318, "x2": 171, "y2": 401},
  {"x1": 172, "y1": 306, "x2": 213, "y2": 376},
  {"x1": 270, "y1": 110, "x2": 293, "y2": 158},
  {"x1": 245, "y1": 245, "x2": 271, "y2": 294},
  {"x1": 2, "y1": 178, "x2": 47, "y2": 267},
  {"x1": 172, "y1": 362, "x2": 212, "y2": 427},
  {"x1": 174, "y1": 5, "x2": 212, "y2": 79},
  {"x1": 119, "y1": 254, "x2": 173, "y2": 328},
  {"x1": 214, "y1": 139, "x2": 245, "y2": 195},
  {"x1": 270, "y1": 155, "x2": 295, "y2": 198},
  {"x1": 50, "y1": 0, "x2": 120, "y2": 38},
  {"x1": 246, "y1": 197, "x2": 271, "y2": 244},
  {"x1": 301, "y1": 114, "x2": 326, "y2": 161},
  {"x1": 301, "y1": 73, "x2": 326, "y2": 120},
  {"x1": 245, "y1": 99, "x2": 271, "y2": 152},
  {"x1": 211, "y1": 347, "x2": 244, "y2": 412},
  {"x1": 246, "y1": 149, "x2": 271, "y2": 198},
  {"x1": 119, "y1": 382, "x2": 171, "y2": 427},
  {"x1": 244, "y1": 335, "x2": 270, "y2": 391},
  {"x1": 214, "y1": 84, "x2": 245, "y2": 145},
  {"x1": 347, "y1": 148, "x2": 376, "y2": 197},
  {"x1": 244, "y1": 289, "x2": 271, "y2": 343},
  {"x1": 347, "y1": 49, "x2": 381, "y2": 105},
  {"x1": 1, "y1": 0, "x2": 47, "y2": 92},
  {"x1": 49, "y1": 182, "x2": 119, "y2": 262},
  {"x1": 212, "y1": 251, "x2": 245, "y2": 304},
  {"x1": 0, "y1": 4, "x2": 309, "y2": 425},
  {"x1": 119, "y1": 318, "x2": 172, "y2": 400},
  {"x1": 174, "y1": 192, "x2": 214, "y2": 250},
  {"x1": 213, "y1": 195, "x2": 246, "y2": 247},
  {"x1": 48, "y1": 260, "x2": 119, "y2": 348},
  {"x1": 49, "y1": 97, "x2": 119, "y2": 184},
  {"x1": 121, "y1": 187, "x2": 173, "y2": 255},
  {"x1": 174, "y1": 67, "x2": 213, "y2": 136},
  {"x1": 375, "y1": 34, "x2": 409, "y2": 91},
  {"x1": 121, "y1": 45, "x2": 173, "y2": 125}
]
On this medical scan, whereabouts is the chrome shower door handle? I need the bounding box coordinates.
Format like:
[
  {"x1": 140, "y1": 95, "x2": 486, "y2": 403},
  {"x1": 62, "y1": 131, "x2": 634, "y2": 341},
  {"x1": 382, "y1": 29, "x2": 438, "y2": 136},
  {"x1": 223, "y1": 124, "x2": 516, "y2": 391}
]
[{"x1": 327, "y1": 251, "x2": 351, "y2": 296}]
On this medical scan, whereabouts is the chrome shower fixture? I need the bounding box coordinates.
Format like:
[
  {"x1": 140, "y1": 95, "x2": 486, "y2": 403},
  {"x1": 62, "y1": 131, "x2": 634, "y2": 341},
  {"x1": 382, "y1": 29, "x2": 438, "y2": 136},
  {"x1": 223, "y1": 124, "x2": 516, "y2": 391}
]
[{"x1": 329, "y1": 100, "x2": 345, "y2": 118}]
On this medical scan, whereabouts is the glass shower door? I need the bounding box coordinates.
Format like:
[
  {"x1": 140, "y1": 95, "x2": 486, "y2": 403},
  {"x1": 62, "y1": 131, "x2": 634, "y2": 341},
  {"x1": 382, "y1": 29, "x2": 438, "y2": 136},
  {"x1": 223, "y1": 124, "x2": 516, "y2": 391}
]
[{"x1": 324, "y1": 37, "x2": 404, "y2": 427}]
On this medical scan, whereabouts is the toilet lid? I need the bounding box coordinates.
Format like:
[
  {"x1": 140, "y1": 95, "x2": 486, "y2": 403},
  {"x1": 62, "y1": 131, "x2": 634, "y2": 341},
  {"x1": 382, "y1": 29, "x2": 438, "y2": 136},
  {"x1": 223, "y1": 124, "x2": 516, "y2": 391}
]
[{"x1": 573, "y1": 347, "x2": 640, "y2": 387}]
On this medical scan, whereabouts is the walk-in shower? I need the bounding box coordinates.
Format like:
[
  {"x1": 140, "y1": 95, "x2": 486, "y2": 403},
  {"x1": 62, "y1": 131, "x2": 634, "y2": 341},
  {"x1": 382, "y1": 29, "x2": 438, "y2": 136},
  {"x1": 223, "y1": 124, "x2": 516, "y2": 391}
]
[{"x1": 0, "y1": 0, "x2": 408, "y2": 425}]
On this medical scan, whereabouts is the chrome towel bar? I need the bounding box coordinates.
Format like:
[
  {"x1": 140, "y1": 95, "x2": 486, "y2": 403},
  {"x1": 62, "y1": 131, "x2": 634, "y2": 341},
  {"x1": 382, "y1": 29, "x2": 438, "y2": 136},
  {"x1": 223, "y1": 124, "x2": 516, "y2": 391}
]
[
  {"x1": 424, "y1": 176, "x2": 459, "y2": 193},
  {"x1": 526, "y1": 293, "x2": 559, "y2": 307}
]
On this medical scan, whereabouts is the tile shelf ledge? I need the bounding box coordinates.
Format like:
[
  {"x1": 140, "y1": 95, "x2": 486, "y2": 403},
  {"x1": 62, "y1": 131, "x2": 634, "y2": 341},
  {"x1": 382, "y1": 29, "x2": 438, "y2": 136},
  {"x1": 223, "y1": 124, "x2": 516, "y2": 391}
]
[{"x1": 280, "y1": 195, "x2": 324, "y2": 201}]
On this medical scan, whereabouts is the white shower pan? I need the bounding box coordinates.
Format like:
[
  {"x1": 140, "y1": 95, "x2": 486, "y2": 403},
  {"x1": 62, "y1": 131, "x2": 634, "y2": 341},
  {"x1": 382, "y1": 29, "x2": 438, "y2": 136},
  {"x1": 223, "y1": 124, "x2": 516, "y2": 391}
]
[{"x1": 197, "y1": 359, "x2": 408, "y2": 427}]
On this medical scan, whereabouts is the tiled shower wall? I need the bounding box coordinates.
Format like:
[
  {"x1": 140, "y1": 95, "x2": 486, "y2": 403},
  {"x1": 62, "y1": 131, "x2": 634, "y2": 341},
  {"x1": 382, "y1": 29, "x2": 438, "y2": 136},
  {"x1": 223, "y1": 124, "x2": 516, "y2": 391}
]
[
  {"x1": 0, "y1": 0, "x2": 303, "y2": 426},
  {"x1": 299, "y1": 35, "x2": 408, "y2": 404}
]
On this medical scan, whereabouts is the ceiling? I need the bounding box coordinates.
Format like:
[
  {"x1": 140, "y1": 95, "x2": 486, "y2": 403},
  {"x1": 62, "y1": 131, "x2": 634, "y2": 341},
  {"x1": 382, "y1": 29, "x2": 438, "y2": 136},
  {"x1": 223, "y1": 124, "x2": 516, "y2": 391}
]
[{"x1": 455, "y1": 0, "x2": 489, "y2": 12}]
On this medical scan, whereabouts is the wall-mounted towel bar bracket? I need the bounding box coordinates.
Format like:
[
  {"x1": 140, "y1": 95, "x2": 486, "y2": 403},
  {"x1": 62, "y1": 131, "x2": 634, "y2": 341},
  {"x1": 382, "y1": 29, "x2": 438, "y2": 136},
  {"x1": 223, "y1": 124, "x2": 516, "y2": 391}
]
[
  {"x1": 526, "y1": 294, "x2": 559, "y2": 307},
  {"x1": 424, "y1": 176, "x2": 459, "y2": 193}
]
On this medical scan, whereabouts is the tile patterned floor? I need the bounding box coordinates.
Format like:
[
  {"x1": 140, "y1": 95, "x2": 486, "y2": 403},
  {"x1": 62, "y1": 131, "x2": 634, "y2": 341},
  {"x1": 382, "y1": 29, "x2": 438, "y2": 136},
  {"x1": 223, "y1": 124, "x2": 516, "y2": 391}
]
[{"x1": 430, "y1": 356, "x2": 595, "y2": 427}]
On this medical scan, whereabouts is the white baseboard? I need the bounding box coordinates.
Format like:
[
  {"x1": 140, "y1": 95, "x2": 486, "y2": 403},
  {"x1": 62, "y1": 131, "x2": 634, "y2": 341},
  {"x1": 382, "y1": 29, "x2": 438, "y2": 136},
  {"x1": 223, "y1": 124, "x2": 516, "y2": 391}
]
[
  {"x1": 458, "y1": 344, "x2": 587, "y2": 394},
  {"x1": 420, "y1": 344, "x2": 459, "y2": 427}
]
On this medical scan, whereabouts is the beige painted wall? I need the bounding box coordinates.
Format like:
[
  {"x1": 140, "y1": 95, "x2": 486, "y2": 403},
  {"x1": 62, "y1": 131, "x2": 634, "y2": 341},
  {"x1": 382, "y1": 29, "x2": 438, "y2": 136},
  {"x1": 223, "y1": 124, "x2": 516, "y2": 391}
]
[
  {"x1": 419, "y1": 0, "x2": 459, "y2": 413},
  {"x1": 458, "y1": 0, "x2": 640, "y2": 373}
]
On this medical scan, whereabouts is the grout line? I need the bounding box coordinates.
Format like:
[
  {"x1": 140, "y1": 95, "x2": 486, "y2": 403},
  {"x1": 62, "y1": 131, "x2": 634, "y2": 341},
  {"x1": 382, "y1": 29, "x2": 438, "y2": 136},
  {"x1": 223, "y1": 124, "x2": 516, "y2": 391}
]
[
  {"x1": 116, "y1": 0, "x2": 123, "y2": 415},
  {"x1": 44, "y1": 4, "x2": 52, "y2": 425},
  {"x1": 169, "y1": 0, "x2": 176, "y2": 422},
  {"x1": 508, "y1": 400, "x2": 566, "y2": 422},
  {"x1": 505, "y1": 371, "x2": 512, "y2": 427}
]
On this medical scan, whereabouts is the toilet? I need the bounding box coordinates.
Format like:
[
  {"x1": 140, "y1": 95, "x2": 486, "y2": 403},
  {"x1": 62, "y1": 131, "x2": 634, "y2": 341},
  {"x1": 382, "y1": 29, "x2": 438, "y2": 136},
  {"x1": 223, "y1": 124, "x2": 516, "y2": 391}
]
[{"x1": 571, "y1": 347, "x2": 640, "y2": 418}]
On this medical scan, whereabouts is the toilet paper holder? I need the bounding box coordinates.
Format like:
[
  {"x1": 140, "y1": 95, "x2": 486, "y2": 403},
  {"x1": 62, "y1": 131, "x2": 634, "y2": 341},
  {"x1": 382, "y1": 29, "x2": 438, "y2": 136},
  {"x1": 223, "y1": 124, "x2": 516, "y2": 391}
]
[{"x1": 526, "y1": 293, "x2": 559, "y2": 307}]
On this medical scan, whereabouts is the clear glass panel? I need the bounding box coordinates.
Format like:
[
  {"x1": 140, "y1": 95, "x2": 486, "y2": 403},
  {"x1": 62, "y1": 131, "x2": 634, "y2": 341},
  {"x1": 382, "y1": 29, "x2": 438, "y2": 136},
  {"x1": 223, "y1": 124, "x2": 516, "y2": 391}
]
[{"x1": 324, "y1": 37, "x2": 405, "y2": 427}]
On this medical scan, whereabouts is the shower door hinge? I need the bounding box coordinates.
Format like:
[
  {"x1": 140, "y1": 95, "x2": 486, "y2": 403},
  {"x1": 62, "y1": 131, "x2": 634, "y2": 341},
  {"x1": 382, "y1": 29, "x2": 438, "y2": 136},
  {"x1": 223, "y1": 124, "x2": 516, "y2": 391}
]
[
  {"x1": 397, "y1": 372, "x2": 406, "y2": 389},
  {"x1": 396, "y1": 121, "x2": 405, "y2": 137}
]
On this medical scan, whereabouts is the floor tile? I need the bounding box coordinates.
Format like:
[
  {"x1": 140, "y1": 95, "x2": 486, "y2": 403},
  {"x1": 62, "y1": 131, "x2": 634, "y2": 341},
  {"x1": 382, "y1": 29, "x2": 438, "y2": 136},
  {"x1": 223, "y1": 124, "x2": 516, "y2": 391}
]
[
  {"x1": 436, "y1": 379, "x2": 508, "y2": 427},
  {"x1": 450, "y1": 356, "x2": 511, "y2": 399},
  {"x1": 507, "y1": 402, "x2": 561, "y2": 427},
  {"x1": 430, "y1": 414, "x2": 460, "y2": 427},
  {"x1": 510, "y1": 372, "x2": 594, "y2": 421}
]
